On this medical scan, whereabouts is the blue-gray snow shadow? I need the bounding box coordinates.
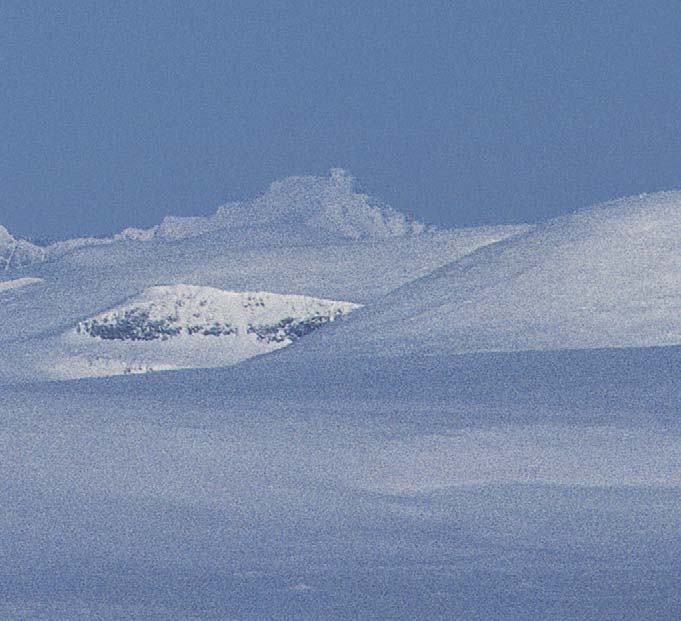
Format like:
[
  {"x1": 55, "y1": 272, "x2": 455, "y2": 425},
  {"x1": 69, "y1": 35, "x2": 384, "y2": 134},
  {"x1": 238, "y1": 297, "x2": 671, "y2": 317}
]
[
  {"x1": 2, "y1": 345, "x2": 681, "y2": 619},
  {"x1": 3, "y1": 481, "x2": 680, "y2": 620}
]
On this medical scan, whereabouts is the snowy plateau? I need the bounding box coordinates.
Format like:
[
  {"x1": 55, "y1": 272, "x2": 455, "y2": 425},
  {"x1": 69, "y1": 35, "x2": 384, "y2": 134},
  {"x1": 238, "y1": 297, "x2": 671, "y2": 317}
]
[{"x1": 2, "y1": 171, "x2": 681, "y2": 620}]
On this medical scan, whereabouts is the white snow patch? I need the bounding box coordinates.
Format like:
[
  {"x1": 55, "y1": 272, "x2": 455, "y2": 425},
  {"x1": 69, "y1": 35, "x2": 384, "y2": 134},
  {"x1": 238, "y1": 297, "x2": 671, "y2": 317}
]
[
  {"x1": 0, "y1": 277, "x2": 44, "y2": 293},
  {"x1": 46, "y1": 284, "x2": 362, "y2": 379}
]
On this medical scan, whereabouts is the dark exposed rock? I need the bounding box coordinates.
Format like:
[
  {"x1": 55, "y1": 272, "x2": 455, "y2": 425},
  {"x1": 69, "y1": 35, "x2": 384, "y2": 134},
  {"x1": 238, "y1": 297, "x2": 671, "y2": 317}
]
[{"x1": 78, "y1": 309, "x2": 182, "y2": 341}]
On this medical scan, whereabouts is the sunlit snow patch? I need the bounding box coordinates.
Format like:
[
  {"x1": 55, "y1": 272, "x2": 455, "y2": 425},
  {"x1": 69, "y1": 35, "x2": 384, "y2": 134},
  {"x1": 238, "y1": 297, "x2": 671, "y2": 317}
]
[
  {"x1": 49, "y1": 285, "x2": 361, "y2": 379},
  {"x1": 0, "y1": 277, "x2": 44, "y2": 294}
]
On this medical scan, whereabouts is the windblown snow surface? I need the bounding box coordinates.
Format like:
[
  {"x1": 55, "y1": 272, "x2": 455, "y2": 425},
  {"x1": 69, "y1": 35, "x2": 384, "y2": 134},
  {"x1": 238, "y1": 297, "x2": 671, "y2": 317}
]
[
  {"x1": 3, "y1": 347, "x2": 681, "y2": 619},
  {"x1": 2, "y1": 188, "x2": 681, "y2": 619}
]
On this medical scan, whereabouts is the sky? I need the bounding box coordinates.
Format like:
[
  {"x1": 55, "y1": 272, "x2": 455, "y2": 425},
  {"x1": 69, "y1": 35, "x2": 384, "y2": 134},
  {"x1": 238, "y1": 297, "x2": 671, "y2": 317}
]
[{"x1": 2, "y1": 1, "x2": 681, "y2": 240}]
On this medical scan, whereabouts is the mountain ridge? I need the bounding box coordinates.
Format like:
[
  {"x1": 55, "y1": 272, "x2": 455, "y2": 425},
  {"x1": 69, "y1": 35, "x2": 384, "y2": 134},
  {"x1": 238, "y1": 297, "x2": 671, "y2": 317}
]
[{"x1": 1, "y1": 169, "x2": 437, "y2": 270}]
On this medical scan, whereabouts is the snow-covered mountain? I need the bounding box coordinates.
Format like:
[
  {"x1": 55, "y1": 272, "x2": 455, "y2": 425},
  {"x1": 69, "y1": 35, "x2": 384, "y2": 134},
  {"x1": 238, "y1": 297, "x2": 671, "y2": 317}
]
[
  {"x1": 0, "y1": 168, "x2": 532, "y2": 383},
  {"x1": 0, "y1": 225, "x2": 46, "y2": 269},
  {"x1": 0, "y1": 169, "x2": 434, "y2": 273},
  {"x1": 5, "y1": 180, "x2": 681, "y2": 619},
  {"x1": 17, "y1": 182, "x2": 681, "y2": 375},
  {"x1": 151, "y1": 168, "x2": 431, "y2": 242},
  {"x1": 17, "y1": 178, "x2": 681, "y2": 375},
  {"x1": 0, "y1": 174, "x2": 527, "y2": 353},
  {"x1": 299, "y1": 190, "x2": 681, "y2": 357}
]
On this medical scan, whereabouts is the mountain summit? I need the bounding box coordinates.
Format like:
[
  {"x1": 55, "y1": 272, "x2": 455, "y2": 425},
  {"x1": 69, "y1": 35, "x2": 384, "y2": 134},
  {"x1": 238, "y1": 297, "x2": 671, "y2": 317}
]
[{"x1": 154, "y1": 168, "x2": 432, "y2": 241}]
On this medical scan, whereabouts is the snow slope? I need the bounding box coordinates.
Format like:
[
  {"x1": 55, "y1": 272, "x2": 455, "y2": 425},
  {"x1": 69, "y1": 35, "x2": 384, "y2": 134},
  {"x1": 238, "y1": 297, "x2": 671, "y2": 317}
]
[
  {"x1": 28, "y1": 285, "x2": 361, "y2": 380},
  {"x1": 2, "y1": 345, "x2": 680, "y2": 619},
  {"x1": 301, "y1": 190, "x2": 681, "y2": 356}
]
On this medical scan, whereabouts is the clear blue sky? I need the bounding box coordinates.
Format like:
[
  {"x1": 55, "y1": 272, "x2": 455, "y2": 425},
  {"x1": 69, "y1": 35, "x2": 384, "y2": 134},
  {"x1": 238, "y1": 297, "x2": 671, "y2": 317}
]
[{"x1": 2, "y1": 1, "x2": 681, "y2": 239}]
